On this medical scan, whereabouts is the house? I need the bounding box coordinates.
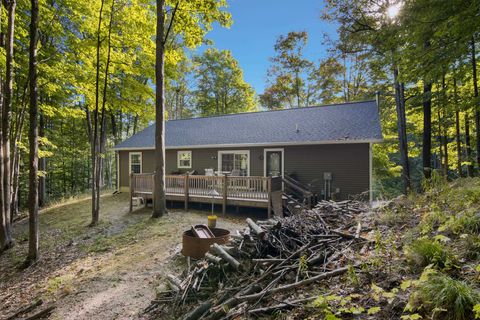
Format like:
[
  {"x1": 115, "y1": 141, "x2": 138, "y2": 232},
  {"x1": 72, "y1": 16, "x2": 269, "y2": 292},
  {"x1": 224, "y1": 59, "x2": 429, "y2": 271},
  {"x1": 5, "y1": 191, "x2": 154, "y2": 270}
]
[{"x1": 113, "y1": 100, "x2": 382, "y2": 206}]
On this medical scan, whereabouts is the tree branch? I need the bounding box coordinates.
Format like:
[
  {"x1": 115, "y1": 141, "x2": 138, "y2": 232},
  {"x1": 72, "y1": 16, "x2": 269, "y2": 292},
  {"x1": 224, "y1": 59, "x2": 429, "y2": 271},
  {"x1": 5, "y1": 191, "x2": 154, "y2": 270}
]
[{"x1": 163, "y1": 1, "x2": 179, "y2": 47}]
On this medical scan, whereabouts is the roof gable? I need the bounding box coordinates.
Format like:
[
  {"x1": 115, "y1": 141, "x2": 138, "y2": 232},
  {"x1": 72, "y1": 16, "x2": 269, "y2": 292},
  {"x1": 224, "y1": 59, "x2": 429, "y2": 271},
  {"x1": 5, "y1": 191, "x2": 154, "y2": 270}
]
[{"x1": 113, "y1": 100, "x2": 383, "y2": 150}]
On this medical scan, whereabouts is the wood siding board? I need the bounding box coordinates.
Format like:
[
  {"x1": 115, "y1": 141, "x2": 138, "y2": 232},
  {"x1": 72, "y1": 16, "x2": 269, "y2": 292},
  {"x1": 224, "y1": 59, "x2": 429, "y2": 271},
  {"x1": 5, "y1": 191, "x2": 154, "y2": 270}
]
[{"x1": 283, "y1": 144, "x2": 369, "y2": 200}]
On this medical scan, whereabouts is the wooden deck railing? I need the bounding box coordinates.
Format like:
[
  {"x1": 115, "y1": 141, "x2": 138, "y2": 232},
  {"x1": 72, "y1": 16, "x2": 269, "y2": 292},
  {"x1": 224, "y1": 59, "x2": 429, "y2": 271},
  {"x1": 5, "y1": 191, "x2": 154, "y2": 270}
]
[{"x1": 130, "y1": 173, "x2": 278, "y2": 215}]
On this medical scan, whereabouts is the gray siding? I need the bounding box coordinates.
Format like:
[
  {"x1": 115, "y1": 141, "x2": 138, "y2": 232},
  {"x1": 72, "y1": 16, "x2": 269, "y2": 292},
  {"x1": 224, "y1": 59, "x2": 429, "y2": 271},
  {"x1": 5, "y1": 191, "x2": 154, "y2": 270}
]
[
  {"x1": 283, "y1": 144, "x2": 369, "y2": 200},
  {"x1": 118, "y1": 143, "x2": 370, "y2": 200}
]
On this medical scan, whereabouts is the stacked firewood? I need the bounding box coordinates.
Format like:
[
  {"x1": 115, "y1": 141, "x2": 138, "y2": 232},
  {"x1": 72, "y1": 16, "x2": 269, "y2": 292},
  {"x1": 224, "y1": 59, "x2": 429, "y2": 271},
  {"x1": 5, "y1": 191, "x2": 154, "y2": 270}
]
[{"x1": 145, "y1": 200, "x2": 371, "y2": 319}]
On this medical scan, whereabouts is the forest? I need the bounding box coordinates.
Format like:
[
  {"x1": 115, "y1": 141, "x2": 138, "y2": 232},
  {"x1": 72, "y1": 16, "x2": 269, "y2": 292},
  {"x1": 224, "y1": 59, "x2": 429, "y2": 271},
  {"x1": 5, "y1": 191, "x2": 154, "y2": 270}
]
[{"x1": 0, "y1": 0, "x2": 480, "y2": 318}]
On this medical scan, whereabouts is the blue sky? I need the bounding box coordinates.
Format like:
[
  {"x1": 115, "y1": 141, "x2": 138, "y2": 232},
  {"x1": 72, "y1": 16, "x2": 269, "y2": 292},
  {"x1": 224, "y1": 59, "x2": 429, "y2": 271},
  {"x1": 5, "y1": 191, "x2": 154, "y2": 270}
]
[{"x1": 196, "y1": 0, "x2": 338, "y2": 94}]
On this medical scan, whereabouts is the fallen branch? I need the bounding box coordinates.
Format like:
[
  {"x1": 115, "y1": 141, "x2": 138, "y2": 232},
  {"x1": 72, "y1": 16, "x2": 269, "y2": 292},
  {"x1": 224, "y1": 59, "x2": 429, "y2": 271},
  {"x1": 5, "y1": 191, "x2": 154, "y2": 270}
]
[
  {"x1": 248, "y1": 296, "x2": 316, "y2": 314},
  {"x1": 5, "y1": 299, "x2": 43, "y2": 320},
  {"x1": 23, "y1": 304, "x2": 56, "y2": 320}
]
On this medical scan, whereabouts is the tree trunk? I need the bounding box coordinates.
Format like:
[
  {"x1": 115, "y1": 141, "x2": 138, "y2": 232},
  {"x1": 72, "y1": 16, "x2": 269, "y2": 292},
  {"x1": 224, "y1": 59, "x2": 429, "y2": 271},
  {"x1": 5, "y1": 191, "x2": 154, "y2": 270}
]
[
  {"x1": 26, "y1": 0, "x2": 39, "y2": 264},
  {"x1": 295, "y1": 71, "x2": 301, "y2": 108},
  {"x1": 471, "y1": 37, "x2": 480, "y2": 171},
  {"x1": 152, "y1": 0, "x2": 167, "y2": 218},
  {"x1": 0, "y1": 2, "x2": 11, "y2": 252},
  {"x1": 98, "y1": 0, "x2": 114, "y2": 192},
  {"x1": 90, "y1": 0, "x2": 106, "y2": 226},
  {"x1": 133, "y1": 113, "x2": 138, "y2": 134},
  {"x1": 465, "y1": 112, "x2": 474, "y2": 177},
  {"x1": 441, "y1": 74, "x2": 449, "y2": 177},
  {"x1": 3, "y1": 0, "x2": 15, "y2": 237},
  {"x1": 393, "y1": 61, "x2": 410, "y2": 193},
  {"x1": 437, "y1": 109, "x2": 444, "y2": 174},
  {"x1": 422, "y1": 82, "x2": 432, "y2": 179},
  {"x1": 38, "y1": 112, "x2": 45, "y2": 206},
  {"x1": 11, "y1": 88, "x2": 26, "y2": 217},
  {"x1": 454, "y1": 77, "x2": 463, "y2": 177}
]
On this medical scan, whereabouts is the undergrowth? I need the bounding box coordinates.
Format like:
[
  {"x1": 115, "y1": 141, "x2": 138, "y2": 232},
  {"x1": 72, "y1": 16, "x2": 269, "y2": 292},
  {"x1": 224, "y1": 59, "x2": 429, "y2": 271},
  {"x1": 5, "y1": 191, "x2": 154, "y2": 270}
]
[
  {"x1": 408, "y1": 268, "x2": 479, "y2": 320},
  {"x1": 405, "y1": 237, "x2": 456, "y2": 271},
  {"x1": 300, "y1": 175, "x2": 480, "y2": 320}
]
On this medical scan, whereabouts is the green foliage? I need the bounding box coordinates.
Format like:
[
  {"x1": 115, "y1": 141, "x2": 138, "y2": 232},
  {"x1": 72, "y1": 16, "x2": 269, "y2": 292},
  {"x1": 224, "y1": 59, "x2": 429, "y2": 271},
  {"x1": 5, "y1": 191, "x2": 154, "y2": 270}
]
[
  {"x1": 474, "y1": 304, "x2": 480, "y2": 319},
  {"x1": 346, "y1": 264, "x2": 360, "y2": 288},
  {"x1": 440, "y1": 212, "x2": 480, "y2": 235},
  {"x1": 459, "y1": 234, "x2": 480, "y2": 261},
  {"x1": 193, "y1": 48, "x2": 256, "y2": 116},
  {"x1": 311, "y1": 294, "x2": 367, "y2": 319},
  {"x1": 259, "y1": 31, "x2": 366, "y2": 110},
  {"x1": 415, "y1": 270, "x2": 479, "y2": 320},
  {"x1": 405, "y1": 238, "x2": 456, "y2": 271}
]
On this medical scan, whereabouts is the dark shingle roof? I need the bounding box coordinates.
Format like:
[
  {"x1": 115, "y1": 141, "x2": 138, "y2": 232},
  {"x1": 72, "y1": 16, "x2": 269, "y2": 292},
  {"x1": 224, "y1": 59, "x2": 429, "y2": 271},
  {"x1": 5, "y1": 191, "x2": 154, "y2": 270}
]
[{"x1": 113, "y1": 100, "x2": 382, "y2": 150}]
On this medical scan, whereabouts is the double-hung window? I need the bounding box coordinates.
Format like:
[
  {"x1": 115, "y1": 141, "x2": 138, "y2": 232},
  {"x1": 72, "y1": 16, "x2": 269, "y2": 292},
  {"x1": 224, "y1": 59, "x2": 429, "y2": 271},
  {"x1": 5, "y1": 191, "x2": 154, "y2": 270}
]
[
  {"x1": 177, "y1": 151, "x2": 192, "y2": 169},
  {"x1": 129, "y1": 152, "x2": 142, "y2": 174}
]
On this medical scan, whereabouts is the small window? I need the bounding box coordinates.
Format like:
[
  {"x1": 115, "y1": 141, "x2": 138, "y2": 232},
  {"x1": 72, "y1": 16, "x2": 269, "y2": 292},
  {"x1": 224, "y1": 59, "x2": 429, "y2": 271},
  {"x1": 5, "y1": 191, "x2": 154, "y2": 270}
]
[
  {"x1": 129, "y1": 152, "x2": 142, "y2": 174},
  {"x1": 177, "y1": 151, "x2": 192, "y2": 169}
]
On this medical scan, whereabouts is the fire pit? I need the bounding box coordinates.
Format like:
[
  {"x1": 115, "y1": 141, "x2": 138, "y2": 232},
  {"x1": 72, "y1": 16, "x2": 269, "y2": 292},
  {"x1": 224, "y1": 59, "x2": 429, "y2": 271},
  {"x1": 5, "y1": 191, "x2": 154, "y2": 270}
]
[{"x1": 182, "y1": 227, "x2": 230, "y2": 259}]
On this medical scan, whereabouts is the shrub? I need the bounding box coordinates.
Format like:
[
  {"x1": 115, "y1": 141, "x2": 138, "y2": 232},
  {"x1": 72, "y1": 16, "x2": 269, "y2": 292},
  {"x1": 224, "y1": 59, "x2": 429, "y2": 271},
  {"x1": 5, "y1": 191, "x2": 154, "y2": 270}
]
[
  {"x1": 418, "y1": 210, "x2": 447, "y2": 235},
  {"x1": 405, "y1": 238, "x2": 455, "y2": 271},
  {"x1": 416, "y1": 271, "x2": 479, "y2": 320},
  {"x1": 441, "y1": 212, "x2": 480, "y2": 235},
  {"x1": 459, "y1": 234, "x2": 480, "y2": 261}
]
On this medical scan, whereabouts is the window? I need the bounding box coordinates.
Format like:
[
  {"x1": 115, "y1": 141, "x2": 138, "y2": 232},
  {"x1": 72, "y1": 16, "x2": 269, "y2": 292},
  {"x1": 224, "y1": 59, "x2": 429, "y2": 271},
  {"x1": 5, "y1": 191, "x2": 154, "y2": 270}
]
[
  {"x1": 129, "y1": 152, "x2": 142, "y2": 174},
  {"x1": 218, "y1": 151, "x2": 250, "y2": 176},
  {"x1": 177, "y1": 151, "x2": 192, "y2": 169}
]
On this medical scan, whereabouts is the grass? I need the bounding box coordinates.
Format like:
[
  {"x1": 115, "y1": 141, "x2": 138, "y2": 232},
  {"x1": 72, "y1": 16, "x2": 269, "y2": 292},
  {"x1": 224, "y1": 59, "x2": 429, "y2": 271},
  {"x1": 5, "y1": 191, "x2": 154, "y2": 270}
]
[
  {"x1": 441, "y1": 211, "x2": 480, "y2": 235},
  {"x1": 459, "y1": 234, "x2": 480, "y2": 261},
  {"x1": 405, "y1": 238, "x2": 455, "y2": 271},
  {"x1": 416, "y1": 271, "x2": 479, "y2": 320}
]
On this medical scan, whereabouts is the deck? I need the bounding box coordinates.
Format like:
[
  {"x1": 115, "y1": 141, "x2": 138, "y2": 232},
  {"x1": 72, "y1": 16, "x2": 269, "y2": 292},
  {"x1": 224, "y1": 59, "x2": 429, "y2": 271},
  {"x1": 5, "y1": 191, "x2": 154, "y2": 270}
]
[{"x1": 129, "y1": 173, "x2": 283, "y2": 215}]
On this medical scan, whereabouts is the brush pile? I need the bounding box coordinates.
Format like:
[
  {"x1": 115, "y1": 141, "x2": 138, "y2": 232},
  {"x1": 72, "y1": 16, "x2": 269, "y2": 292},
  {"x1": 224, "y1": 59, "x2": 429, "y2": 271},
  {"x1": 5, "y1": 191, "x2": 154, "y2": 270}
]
[{"x1": 145, "y1": 200, "x2": 371, "y2": 319}]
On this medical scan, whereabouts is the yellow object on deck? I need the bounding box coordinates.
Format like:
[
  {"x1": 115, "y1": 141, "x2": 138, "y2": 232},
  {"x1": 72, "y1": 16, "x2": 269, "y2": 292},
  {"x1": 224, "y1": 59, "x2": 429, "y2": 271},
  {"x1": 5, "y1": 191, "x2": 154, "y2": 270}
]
[{"x1": 208, "y1": 215, "x2": 217, "y2": 229}]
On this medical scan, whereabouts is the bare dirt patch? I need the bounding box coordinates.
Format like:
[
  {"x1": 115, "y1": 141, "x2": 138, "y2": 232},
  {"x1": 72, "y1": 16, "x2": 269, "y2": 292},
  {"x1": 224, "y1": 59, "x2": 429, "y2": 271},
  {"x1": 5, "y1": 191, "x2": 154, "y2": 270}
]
[{"x1": 0, "y1": 193, "x2": 245, "y2": 320}]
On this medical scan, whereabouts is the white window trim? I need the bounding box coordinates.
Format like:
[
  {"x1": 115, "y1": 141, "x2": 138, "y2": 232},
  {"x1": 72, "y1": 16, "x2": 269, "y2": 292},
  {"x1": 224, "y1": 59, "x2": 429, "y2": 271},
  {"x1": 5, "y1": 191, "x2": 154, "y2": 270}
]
[
  {"x1": 263, "y1": 148, "x2": 284, "y2": 177},
  {"x1": 177, "y1": 150, "x2": 192, "y2": 169},
  {"x1": 129, "y1": 152, "x2": 142, "y2": 174},
  {"x1": 217, "y1": 150, "x2": 250, "y2": 176}
]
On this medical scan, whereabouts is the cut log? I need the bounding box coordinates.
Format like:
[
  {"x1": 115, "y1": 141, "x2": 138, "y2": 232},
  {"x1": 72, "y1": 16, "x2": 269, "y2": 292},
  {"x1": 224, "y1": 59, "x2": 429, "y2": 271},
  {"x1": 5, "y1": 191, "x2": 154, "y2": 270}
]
[
  {"x1": 246, "y1": 218, "x2": 265, "y2": 239},
  {"x1": 182, "y1": 300, "x2": 212, "y2": 320},
  {"x1": 205, "y1": 252, "x2": 222, "y2": 264},
  {"x1": 211, "y1": 243, "x2": 240, "y2": 270},
  {"x1": 167, "y1": 274, "x2": 182, "y2": 292}
]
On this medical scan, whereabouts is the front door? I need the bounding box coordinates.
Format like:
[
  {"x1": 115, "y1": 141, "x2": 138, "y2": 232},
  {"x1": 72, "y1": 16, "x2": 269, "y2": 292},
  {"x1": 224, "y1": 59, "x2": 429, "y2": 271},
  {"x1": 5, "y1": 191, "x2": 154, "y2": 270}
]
[{"x1": 265, "y1": 149, "x2": 283, "y2": 177}]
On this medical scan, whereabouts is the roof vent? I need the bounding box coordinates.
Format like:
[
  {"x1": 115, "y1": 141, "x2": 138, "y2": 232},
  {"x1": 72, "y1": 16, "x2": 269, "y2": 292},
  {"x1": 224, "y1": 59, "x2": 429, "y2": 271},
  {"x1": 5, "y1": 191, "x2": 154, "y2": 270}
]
[{"x1": 295, "y1": 123, "x2": 299, "y2": 133}]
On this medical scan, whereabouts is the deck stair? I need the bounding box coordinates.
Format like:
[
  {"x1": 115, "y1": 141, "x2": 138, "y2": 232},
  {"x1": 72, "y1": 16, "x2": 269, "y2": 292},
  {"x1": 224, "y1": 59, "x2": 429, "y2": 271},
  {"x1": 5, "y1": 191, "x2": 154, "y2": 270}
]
[{"x1": 282, "y1": 174, "x2": 315, "y2": 210}]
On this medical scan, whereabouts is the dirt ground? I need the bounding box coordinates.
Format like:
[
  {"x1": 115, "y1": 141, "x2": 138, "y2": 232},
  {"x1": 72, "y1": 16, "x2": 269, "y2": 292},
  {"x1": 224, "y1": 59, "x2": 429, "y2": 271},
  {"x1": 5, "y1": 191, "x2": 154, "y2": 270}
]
[{"x1": 0, "y1": 193, "x2": 245, "y2": 319}]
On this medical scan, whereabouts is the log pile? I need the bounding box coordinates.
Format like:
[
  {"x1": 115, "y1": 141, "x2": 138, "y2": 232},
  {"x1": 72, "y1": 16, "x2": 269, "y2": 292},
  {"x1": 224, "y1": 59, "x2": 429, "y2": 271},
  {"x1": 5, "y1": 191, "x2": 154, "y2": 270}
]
[{"x1": 145, "y1": 200, "x2": 370, "y2": 319}]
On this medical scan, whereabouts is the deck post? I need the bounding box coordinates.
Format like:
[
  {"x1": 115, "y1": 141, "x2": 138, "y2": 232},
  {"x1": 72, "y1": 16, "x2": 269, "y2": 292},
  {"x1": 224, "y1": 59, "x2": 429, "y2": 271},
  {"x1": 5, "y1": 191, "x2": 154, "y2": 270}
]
[
  {"x1": 267, "y1": 176, "x2": 272, "y2": 218},
  {"x1": 129, "y1": 173, "x2": 133, "y2": 212},
  {"x1": 184, "y1": 173, "x2": 189, "y2": 210},
  {"x1": 151, "y1": 172, "x2": 155, "y2": 211},
  {"x1": 222, "y1": 174, "x2": 228, "y2": 214}
]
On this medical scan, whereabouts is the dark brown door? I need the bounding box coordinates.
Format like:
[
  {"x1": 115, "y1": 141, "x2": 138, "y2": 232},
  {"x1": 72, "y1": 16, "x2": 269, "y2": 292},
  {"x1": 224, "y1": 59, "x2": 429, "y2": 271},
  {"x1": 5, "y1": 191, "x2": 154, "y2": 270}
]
[{"x1": 266, "y1": 150, "x2": 283, "y2": 177}]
